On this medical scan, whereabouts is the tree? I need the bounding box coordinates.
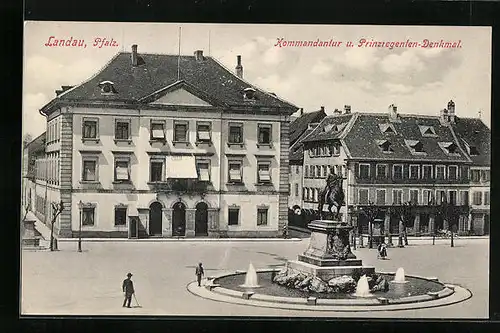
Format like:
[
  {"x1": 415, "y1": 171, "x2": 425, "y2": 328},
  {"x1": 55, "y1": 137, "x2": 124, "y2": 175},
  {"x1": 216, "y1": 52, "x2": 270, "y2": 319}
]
[
  {"x1": 436, "y1": 201, "x2": 468, "y2": 248},
  {"x1": 359, "y1": 202, "x2": 380, "y2": 249},
  {"x1": 50, "y1": 201, "x2": 65, "y2": 251},
  {"x1": 392, "y1": 201, "x2": 416, "y2": 248}
]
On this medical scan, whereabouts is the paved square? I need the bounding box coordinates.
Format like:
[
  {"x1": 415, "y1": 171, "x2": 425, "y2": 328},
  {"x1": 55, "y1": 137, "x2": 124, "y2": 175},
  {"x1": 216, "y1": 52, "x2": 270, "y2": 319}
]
[{"x1": 20, "y1": 237, "x2": 488, "y2": 318}]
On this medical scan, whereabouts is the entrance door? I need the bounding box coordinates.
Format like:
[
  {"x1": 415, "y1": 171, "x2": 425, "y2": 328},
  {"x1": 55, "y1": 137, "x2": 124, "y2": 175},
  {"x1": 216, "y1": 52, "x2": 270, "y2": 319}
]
[
  {"x1": 195, "y1": 202, "x2": 208, "y2": 236},
  {"x1": 484, "y1": 214, "x2": 490, "y2": 235},
  {"x1": 172, "y1": 202, "x2": 186, "y2": 236},
  {"x1": 129, "y1": 217, "x2": 138, "y2": 239},
  {"x1": 149, "y1": 202, "x2": 163, "y2": 236}
]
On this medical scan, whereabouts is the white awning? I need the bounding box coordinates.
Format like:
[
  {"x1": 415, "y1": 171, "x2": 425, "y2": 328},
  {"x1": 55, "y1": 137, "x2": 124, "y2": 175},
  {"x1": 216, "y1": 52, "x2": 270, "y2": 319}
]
[{"x1": 167, "y1": 155, "x2": 198, "y2": 179}]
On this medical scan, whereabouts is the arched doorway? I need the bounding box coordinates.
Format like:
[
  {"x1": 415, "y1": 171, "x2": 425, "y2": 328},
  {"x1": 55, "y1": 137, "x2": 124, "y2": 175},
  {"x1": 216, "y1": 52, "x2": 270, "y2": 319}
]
[
  {"x1": 195, "y1": 202, "x2": 209, "y2": 236},
  {"x1": 149, "y1": 202, "x2": 163, "y2": 236},
  {"x1": 172, "y1": 202, "x2": 186, "y2": 236}
]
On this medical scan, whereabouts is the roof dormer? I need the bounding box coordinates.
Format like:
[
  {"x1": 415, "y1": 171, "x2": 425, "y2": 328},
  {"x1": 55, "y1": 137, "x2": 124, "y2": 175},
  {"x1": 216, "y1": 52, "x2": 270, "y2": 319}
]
[
  {"x1": 376, "y1": 139, "x2": 394, "y2": 153},
  {"x1": 405, "y1": 139, "x2": 426, "y2": 155},
  {"x1": 462, "y1": 139, "x2": 479, "y2": 156},
  {"x1": 243, "y1": 87, "x2": 257, "y2": 101},
  {"x1": 418, "y1": 125, "x2": 437, "y2": 137},
  {"x1": 324, "y1": 122, "x2": 347, "y2": 133},
  {"x1": 98, "y1": 80, "x2": 117, "y2": 94},
  {"x1": 379, "y1": 123, "x2": 397, "y2": 134},
  {"x1": 438, "y1": 142, "x2": 460, "y2": 155}
]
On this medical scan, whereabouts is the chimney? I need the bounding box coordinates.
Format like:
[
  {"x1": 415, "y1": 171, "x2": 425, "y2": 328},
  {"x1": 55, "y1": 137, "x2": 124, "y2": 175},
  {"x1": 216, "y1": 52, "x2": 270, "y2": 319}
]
[
  {"x1": 194, "y1": 50, "x2": 204, "y2": 61},
  {"x1": 333, "y1": 108, "x2": 342, "y2": 116},
  {"x1": 131, "y1": 44, "x2": 138, "y2": 66},
  {"x1": 236, "y1": 55, "x2": 243, "y2": 78},
  {"x1": 300, "y1": 108, "x2": 304, "y2": 116},
  {"x1": 447, "y1": 100, "x2": 456, "y2": 123},
  {"x1": 344, "y1": 105, "x2": 351, "y2": 114},
  {"x1": 320, "y1": 106, "x2": 325, "y2": 112},
  {"x1": 388, "y1": 104, "x2": 398, "y2": 120}
]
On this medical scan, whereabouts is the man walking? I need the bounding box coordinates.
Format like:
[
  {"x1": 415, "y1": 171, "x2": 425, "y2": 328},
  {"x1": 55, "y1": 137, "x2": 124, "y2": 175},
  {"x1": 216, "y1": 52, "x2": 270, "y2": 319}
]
[
  {"x1": 195, "y1": 263, "x2": 204, "y2": 287},
  {"x1": 122, "y1": 272, "x2": 135, "y2": 308}
]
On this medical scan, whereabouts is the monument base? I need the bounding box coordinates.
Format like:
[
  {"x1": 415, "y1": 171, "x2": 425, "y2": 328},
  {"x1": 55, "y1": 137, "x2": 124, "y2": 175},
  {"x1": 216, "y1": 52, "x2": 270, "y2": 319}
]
[{"x1": 287, "y1": 260, "x2": 375, "y2": 281}]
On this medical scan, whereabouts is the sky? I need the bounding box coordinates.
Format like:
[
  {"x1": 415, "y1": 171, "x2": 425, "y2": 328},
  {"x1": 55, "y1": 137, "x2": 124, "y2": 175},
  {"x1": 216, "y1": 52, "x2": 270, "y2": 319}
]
[{"x1": 23, "y1": 22, "x2": 492, "y2": 138}]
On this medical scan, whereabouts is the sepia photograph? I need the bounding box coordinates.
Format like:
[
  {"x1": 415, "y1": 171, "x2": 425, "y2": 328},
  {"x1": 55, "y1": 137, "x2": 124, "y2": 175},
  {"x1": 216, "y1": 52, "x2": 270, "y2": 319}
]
[{"x1": 21, "y1": 21, "x2": 491, "y2": 318}]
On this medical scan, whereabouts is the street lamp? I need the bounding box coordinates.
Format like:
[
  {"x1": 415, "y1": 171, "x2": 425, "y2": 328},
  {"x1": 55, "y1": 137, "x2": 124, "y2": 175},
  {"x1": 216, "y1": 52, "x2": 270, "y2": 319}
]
[{"x1": 78, "y1": 200, "x2": 83, "y2": 252}]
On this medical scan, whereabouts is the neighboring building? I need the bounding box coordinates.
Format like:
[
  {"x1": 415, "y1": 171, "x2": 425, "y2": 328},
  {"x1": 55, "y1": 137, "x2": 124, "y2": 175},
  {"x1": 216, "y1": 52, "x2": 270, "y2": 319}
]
[
  {"x1": 288, "y1": 107, "x2": 327, "y2": 211},
  {"x1": 28, "y1": 45, "x2": 297, "y2": 238},
  {"x1": 453, "y1": 116, "x2": 491, "y2": 235},
  {"x1": 300, "y1": 101, "x2": 488, "y2": 237}
]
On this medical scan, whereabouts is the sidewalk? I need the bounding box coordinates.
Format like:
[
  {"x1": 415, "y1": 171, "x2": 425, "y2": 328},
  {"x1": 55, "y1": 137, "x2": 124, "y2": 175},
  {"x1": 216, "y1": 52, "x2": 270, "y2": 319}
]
[
  {"x1": 58, "y1": 237, "x2": 303, "y2": 243},
  {"x1": 25, "y1": 211, "x2": 51, "y2": 241}
]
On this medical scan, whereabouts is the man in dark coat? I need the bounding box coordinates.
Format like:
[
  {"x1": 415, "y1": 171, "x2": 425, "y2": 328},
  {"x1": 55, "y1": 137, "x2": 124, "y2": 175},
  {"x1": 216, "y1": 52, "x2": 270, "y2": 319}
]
[
  {"x1": 195, "y1": 263, "x2": 204, "y2": 287},
  {"x1": 122, "y1": 272, "x2": 135, "y2": 308}
]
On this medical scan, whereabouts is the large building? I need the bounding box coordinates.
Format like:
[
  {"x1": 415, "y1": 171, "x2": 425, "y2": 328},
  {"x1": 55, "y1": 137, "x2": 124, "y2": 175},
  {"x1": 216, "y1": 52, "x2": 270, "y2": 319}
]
[
  {"x1": 288, "y1": 107, "x2": 327, "y2": 211},
  {"x1": 299, "y1": 101, "x2": 490, "y2": 237},
  {"x1": 26, "y1": 45, "x2": 297, "y2": 238}
]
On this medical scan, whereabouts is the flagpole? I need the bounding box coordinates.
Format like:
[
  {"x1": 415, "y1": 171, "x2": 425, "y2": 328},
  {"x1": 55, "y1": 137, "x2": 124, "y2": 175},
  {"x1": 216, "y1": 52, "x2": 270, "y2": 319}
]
[{"x1": 177, "y1": 26, "x2": 181, "y2": 80}]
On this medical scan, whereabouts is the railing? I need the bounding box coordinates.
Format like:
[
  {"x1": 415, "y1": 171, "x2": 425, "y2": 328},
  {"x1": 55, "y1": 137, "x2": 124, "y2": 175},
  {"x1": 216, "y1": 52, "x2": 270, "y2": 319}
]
[{"x1": 149, "y1": 179, "x2": 211, "y2": 194}]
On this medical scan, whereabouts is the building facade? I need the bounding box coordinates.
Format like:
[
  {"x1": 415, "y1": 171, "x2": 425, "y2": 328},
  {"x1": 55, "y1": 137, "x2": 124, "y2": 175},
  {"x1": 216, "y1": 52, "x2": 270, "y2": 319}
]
[
  {"x1": 27, "y1": 45, "x2": 297, "y2": 238},
  {"x1": 299, "y1": 102, "x2": 490, "y2": 236},
  {"x1": 288, "y1": 107, "x2": 327, "y2": 211}
]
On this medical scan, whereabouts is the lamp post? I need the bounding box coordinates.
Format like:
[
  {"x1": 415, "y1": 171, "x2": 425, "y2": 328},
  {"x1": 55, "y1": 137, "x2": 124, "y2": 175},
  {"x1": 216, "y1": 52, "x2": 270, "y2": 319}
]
[{"x1": 78, "y1": 200, "x2": 83, "y2": 252}]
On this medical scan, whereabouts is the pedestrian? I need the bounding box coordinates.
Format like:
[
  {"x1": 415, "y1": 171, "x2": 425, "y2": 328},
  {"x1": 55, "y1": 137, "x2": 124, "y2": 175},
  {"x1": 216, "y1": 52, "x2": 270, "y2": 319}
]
[
  {"x1": 195, "y1": 262, "x2": 204, "y2": 287},
  {"x1": 377, "y1": 241, "x2": 388, "y2": 259},
  {"x1": 122, "y1": 272, "x2": 135, "y2": 308}
]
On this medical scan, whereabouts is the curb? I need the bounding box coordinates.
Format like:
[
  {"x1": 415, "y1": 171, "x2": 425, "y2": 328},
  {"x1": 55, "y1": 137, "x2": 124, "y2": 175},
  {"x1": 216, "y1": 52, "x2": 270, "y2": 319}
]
[{"x1": 57, "y1": 237, "x2": 303, "y2": 243}]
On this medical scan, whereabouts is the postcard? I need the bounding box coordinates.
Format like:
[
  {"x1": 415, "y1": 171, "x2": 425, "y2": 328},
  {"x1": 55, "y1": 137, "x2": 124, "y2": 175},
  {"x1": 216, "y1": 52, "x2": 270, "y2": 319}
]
[{"x1": 21, "y1": 21, "x2": 491, "y2": 318}]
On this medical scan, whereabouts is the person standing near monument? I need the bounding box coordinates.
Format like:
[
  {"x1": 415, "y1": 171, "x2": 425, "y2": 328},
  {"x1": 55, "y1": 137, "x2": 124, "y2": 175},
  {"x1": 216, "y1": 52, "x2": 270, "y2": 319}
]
[
  {"x1": 195, "y1": 263, "x2": 205, "y2": 287},
  {"x1": 122, "y1": 272, "x2": 135, "y2": 308}
]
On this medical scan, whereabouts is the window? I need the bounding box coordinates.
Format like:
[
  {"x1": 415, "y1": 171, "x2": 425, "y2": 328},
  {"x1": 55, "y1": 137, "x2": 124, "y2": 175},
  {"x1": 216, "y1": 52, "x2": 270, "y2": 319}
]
[
  {"x1": 448, "y1": 166, "x2": 458, "y2": 181},
  {"x1": 114, "y1": 207, "x2": 127, "y2": 226},
  {"x1": 257, "y1": 208, "x2": 268, "y2": 226},
  {"x1": 376, "y1": 164, "x2": 387, "y2": 179},
  {"x1": 460, "y1": 191, "x2": 469, "y2": 206},
  {"x1": 322, "y1": 165, "x2": 328, "y2": 178},
  {"x1": 468, "y1": 145, "x2": 479, "y2": 156},
  {"x1": 359, "y1": 164, "x2": 370, "y2": 179},
  {"x1": 406, "y1": 140, "x2": 425, "y2": 154},
  {"x1": 377, "y1": 140, "x2": 393, "y2": 153},
  {"x1": 196, "y1": 122, "x2": 211, "y2": 142},
  {"x1": 358, "y1": 189, "x2": 369, "y2": 204},
  {"x1": 257, "y1": 162, "x2": 271, "y2": 183},
  {"x1": 150, "y1": 122, "x2": 165, "y2": 140},
  {"x1": 114, "y1": 158, "x2": 130, "y2": 181},
  {"x1": 471, "y1": 170, "x2": 481, "y2": 182},
  {"x1": 150, "y1": 160, "x2": 164, "y2": 182},
  {"x1": 409, "y1": 165, "x2": 420, "y2": 179},
  {"x1": 393, "y1": 164, "x2": 403, "y2": 180},
  {"x1": 82, "y1": 159, "x2": 97, "y2": 181},
  {"x1": 295, "y1": 166, "x2": 299, "y2": 175},
  {"x1": 341, "y1": 165, "x2": 346, "y2": 177},
  {"x1": 174, "y1": 121, "x2": 188, "y2": 142},
  {"x1": 376, "y1": 190, "x2": 386, "y2": 205},
  {"x1": 294, "y1": 183, "x2": 299, "y2": 196},
  {"x1": 228, "y1": 207, "x2": 239, "y2": 225},
  {"x1": 448, "y1": 190, "x2": 457, "y2": 205},
  {"x1": 422, "y1": 165, "x2": 433, "y2": 179},
  {"x1": 379, "y1": 123, "x2": 396, "y2": 134},
  {"x1": 393, "y1": 189, "x2": 403, "y2": 205},
  {"x1": 305, "y1": 166, "x2": 309, "y2": 178},
  {"x1": 436, "y1": 166, "x2": 446, "y2": 180},
  {"x1": 83, "y1": 119, "x2": 98, "y2": 139},
  {"x1": 419, "y1": 125, "x2": 436, "y2": 136},
  {"x1": 472, "y1": 192, "x2": 482, "y2": 205},
  {"x1": 316, "y1": 165, "x2": 321, "y2": 178},
  {"x1": 228, "y1": 123, "x2": 243, "y2": 144},
  {"x1": 436, "y1": 190, "x2": 447, "y2": 205},
  {"x1": 82, "y1": 207, "x2": 95, "y2": 226},
  {"x1": 258, "y1": 124, "x2": 272, "y2": 145},
  {"x1": 303, "y1": 188, "x2": 308, "y2": 201},
  {"x1": 410, "y1": 189, "x2": 419, "y2": 204},
  {"x1": 332, "y1": 144, "x2": 340, "y2": 156},
  {"x1": 115, "y1": 120, "x2": 130, "y2": 140},
  {"x1": 99, "y1": 81, "x2": 117, "y2": 94},
  {"x1": 423, "y1": 190, "x2": 434, "y2": 204},
  {"x1": 228, "y1": 161, "x2": 243, "y2": 183},
  {"x1": 196, "y1": 161, "x2": 210, "y2": 182},
  {"x1": 481, "y1": 170, "x2": 490, "y2": 182},
  {"x1": 484, "y1": 191, "x2": 490, "y2": 205}
]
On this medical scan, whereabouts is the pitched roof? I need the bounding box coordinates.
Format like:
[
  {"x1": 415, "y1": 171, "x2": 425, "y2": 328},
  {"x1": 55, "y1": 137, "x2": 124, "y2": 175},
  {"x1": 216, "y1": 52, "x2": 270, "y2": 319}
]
[
  {"x1": 289, "y1": 109, "x2": 327, "y2": 146},
  {"x1": 41, "y1": 52, "x2": 297, "y2": 114},
  {"x1": 453, "y1": 117, "x2": 491, "y2": 166},
  {"x1": 25, "y1": 132, "x2": 46, "y2": 155},
  {"x1": 304, "y1": 112, "x2": 472, "y2": 162},
  {"x1": 290, "y1": 127, "x2": 316, "y2": 163},
  {"x1": 302, "y1": 113, "x2": 355, "y2": 142}
]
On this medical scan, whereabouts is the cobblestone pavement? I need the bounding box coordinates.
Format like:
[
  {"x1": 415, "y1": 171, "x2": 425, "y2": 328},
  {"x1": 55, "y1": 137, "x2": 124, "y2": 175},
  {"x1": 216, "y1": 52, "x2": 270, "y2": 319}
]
[{"x1": 20, "y1": 238, "x2": 488, "y2": 318}]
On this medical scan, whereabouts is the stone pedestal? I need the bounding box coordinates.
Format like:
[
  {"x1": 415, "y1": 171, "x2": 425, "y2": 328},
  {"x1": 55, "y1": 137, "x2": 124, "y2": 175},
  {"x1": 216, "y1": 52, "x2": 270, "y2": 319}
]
[
  {"x1": 288, "y1": 220, "x2": 374, "y2": 280},
  {"x1": 22, "y1": 219, "x2": 40, "y2": 248}
]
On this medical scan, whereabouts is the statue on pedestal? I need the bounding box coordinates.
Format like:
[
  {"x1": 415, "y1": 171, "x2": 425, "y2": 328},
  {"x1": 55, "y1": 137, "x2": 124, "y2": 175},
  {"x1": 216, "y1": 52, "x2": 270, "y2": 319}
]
[{"x1": 318, "y1": 172, "x2": 345, "y2": 220}]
